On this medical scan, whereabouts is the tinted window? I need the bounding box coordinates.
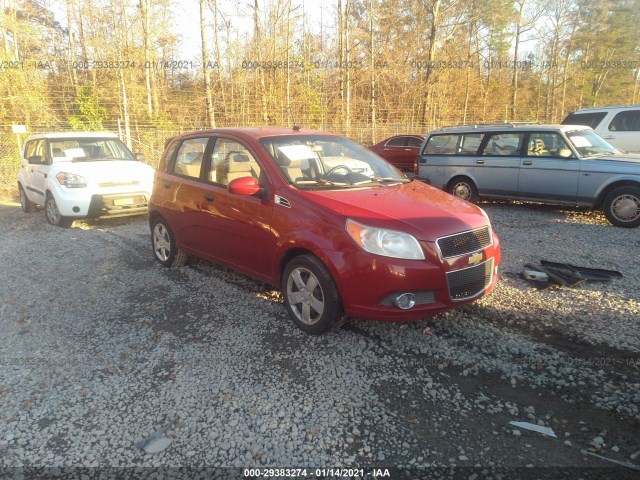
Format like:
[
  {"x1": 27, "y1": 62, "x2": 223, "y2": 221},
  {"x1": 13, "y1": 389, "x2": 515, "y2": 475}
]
[
  {"x1": 386, "y1": 137, "x2": 406, "y2": 147},
  {"x1": 406, "y1": 137, "x2": 423, "y2": 147},
  {"x1": 481, "y1": 133, "x2": 523, "y2": 156},
  {"x1": 526, "y1": 133, "x2": 573, "y2": 158},
  {"x1": 423, "y1": 134, "x2": 459, "y2": 155},
  {"x1": 608, "y1": 110, "x2": 640, "y2": 131},
  {"x1": 562, "y1": 112, "x2": 607, "y2": 129},
  {"x1": 209, "y1": 138, "x2": 261, "y2": 186},
  {"x1": 173, "y1": 137, "x2": 209, "y2": 179}
]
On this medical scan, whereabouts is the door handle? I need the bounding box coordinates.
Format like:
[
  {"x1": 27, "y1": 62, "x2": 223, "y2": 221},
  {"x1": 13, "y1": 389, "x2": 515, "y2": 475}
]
[
  {"x1": 204, "y1": 194, "x2": 214, "y2": 202},
  {"x1": 476, "y1": 159, "x2": 484, "y2": 164},
  {"x1": 602, "y1": 135, "x2": 615, "y2": 140},
  {"x1": 523, "y1": 160, "x2": 533, "y2": 165},
  {"x1": 162, "y1": 181, "x2": 170, "y2": 189}
]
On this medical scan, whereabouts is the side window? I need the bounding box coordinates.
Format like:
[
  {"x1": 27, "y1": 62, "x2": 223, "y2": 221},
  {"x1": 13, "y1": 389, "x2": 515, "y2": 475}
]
[
  {"x1": 209, "y1": 138, "x2": 261, "y2": 186},
  {"x1": 562, "y1": 112, "x2": 607, "y2": 129},
  {"x1": 386, "y1": 137, "x2": 406, "y2": 147},
  {"x1": 423, "y1": 134, "x2": 460, "y2": 155},
  {"x1": 172, "y1": 138, "x2": 209, "y2": 179},
  {"x1": 481, "y1": 133, "x2": 523, "y2": 156},
  {"x1": 406, "y1": 137, "x2": 423, "y2": 147},
  {"x1": 458, "y1": 134, "x2": 484, "y2": 155},
  {"x1": 608, "y1": 110, "x2": 640, "y2": 132},
  {"x1": 160, "y1": 140, "x2": 181, "y2": 172},
  {"x1": 527, "y1": 133, "x2": 574, "y2": 158},
  {"x1": 24, "y1": 140, "x2": 36, "y2": 159}
]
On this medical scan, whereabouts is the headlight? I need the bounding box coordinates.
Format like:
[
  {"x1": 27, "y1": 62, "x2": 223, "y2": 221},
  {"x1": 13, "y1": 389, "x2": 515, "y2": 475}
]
[
  {"x1": 56, "y1": 172, "x2": 87, "y2": 188},
  {"x1": 346, "y1": 219, "x2": 425, "y2": 260}
]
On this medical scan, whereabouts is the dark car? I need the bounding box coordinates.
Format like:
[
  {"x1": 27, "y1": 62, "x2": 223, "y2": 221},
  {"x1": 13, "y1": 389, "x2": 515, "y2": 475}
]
[
  {"x1": 149, "y1": 127, "x2": 500, "y2": 334},
  {"x1": 369, "y1": 135, "x2": 425, "y2": 170}
]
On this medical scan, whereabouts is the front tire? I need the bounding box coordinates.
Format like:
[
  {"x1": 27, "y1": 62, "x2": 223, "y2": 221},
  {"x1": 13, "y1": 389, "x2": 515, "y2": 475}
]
[
  {"x1": 282, "y1": 254, "x2": 345, "y2": 335},
  {"x1": 45, "y1": 194, "x2": 73, "y2": 228},
  {"x1": 603, "y1": 186, "x2": 640, "y2": 228},
  {"x1": 447, "y1": 177, "x2": 479, "y2": 203},
  {"x1": 19, "y1": 184, "x2": 37, "y2": 213},
  {"x1": 151, "y1": 217, "x2": 188, "y2": 267}
]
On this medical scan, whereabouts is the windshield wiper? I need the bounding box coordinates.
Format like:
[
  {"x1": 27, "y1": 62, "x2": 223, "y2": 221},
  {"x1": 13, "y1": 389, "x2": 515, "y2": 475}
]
[
  {"x1": 295, "y1": 179, "x2": 352, "y2": 187},
  {"x1": 369, "y1": 177, "x2": 411, "y2": 184}
]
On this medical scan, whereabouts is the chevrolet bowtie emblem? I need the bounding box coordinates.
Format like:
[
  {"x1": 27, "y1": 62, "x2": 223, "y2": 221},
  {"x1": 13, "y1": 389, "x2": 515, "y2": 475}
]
[{"x1": 468, "y1": 252, "x2": 483, "y2": 265}]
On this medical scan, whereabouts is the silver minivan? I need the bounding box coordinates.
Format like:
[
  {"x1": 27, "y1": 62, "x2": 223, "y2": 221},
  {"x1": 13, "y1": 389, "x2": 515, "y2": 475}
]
[{"x1": 417, "y1": 124, "x2": 640, "y2": 228}]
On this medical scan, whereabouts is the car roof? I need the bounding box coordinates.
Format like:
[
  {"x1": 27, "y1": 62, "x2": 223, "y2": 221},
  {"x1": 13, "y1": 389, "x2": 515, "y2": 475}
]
[
  {"x1": 176, "y1": 127, "x2": 334, "y2": 141},
  {"x1": 428, "y1": 124, "x2": 593, "y2": 134},
  {"x1": 25, "y1": 132, "x2": 119, "y2": 141},
  {"x1": 571, "y1": 104, "x2": 640, "y2": 113}
]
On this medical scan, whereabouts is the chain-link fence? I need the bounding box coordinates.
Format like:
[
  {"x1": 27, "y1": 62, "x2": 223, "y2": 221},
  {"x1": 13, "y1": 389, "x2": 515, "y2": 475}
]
[{"x1": 0, "y1": 134, "x2": 21, "y2": 197}]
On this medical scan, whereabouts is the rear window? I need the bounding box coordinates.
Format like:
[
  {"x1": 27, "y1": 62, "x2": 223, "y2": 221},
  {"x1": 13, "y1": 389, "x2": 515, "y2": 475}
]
[
  {"x1": 608, "y1": 110, "x2": 640, "y2": 131},
  {"x1": 562, "y1": 112, "x2": 607, "y2": 129}
]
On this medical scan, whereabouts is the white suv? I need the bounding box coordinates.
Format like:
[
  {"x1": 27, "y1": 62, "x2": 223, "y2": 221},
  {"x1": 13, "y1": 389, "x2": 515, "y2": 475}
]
[
  {"x1": 17, "y1": 132, "x2": 154, "y2": 228},
  {"x1": 562, "y1": 105, "x2": 640, "y2": 153}
]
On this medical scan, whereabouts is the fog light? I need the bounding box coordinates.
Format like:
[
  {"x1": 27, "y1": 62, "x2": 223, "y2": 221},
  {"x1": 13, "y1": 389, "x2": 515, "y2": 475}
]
[
  {"x1": 72, "y1": 206, "x2": 80, "y2": 213},
  {"x1": 394, "y1": 293, "x2": 416, "y2": 310}
]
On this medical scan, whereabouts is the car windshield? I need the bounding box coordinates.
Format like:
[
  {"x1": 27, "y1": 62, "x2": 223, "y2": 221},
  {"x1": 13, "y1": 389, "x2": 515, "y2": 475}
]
[
  {"x1": 49, "y1": 138, "x2": 136, "y2": 161},
  {"x1": 565, "y1": 129, "x2": 618, "y2": 158},
  {"x1": 258, "y1": 134, "x2": 408, "y2": 189}
]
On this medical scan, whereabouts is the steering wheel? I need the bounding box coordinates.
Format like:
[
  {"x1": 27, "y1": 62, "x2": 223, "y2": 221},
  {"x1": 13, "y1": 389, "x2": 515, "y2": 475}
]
[{"x1": 324, "y1": 164, "x2": 353, "y2": 176}]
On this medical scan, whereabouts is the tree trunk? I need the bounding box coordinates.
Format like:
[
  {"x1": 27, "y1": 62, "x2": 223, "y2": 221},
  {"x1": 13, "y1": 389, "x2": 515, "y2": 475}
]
[
  {"x1": 200, "y1": 0, "x2": 215, "y2": 127},
  {"x1": 140, "y1": 0, "x2": 154, "y2": 117}
]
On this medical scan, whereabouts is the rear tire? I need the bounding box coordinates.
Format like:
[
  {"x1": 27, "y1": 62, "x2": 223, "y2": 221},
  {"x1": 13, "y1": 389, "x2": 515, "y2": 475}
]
[
  {"x1": 282, "y1": 254, "x2": 345, "y2": 335},
  {"x1": 151, "y1": 217, "x2": 188, "y2": 267},
  {"x1": 447, "y1": 177, "x2": 479, "y2": 203},
  {"x1": 19, "y1": 184, "x2": 37, "y2": 213},
  {"x1": 603, "y1": 186, "x2": 640, "y2": 228},
  {"x1": 45, "y1": 193, "x2": 73, "y2": 228}
]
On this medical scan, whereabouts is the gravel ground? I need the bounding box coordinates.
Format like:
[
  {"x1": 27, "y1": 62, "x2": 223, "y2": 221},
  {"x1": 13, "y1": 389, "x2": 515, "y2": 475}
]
[{"x1": 0, "y1": 197, "x2": 639, "y2": 479}]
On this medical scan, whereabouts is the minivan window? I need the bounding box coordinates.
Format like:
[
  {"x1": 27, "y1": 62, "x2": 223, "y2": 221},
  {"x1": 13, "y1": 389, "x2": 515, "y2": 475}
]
[
  {"x1": 173, "y1": 137, "x2": 209, "y2": 178},
  {"x1": 481, "y1": 133, "x2": 524, "y2": 156},
  {"x1": 562, "y1": 112, "x2": 607, "y2": 129},
  {"x1": 608, "y1": 110, "x2": 640, "y2": 132},
  {"x1": 423, "y1": 134, "x2": 459, "y2": 155}
]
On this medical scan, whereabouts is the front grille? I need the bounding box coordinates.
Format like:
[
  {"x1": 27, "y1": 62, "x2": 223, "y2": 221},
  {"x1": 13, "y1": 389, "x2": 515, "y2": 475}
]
[
  {"x1": 446, "y1": 258, "x2": 494, "y2": 301},
  {"x1": 437, "y1": 226, "x2": 492, "y2": 259},
  {"x1": 379, "y1": 291, "x2": 435, "y2": 307}
]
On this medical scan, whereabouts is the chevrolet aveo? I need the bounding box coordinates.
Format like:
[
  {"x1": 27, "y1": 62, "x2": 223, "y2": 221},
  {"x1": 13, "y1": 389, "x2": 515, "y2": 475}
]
[{"x1": 149, "y1": 128, "x2": 501, "y2": 334}]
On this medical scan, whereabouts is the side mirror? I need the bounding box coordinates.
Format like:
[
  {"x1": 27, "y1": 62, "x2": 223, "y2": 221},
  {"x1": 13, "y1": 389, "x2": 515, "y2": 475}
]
[
  {"x1": 135, "y1": 152, "x2": 145, "y2": 161},
  {"x1": 228, "y1": 176, "x2": 262, "y2": 196},
  {"x1": 28, "y1": 155, "x2": 44, "y2": 165}
]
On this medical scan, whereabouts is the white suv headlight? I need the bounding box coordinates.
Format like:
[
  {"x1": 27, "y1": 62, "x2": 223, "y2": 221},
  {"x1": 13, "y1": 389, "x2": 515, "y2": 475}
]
[
  {"x1": 56, "y1": 172, "x2": 87, "y2": 188},
  {"x1": 346, "y1": 219, "x2": 425, "y2": 260}
]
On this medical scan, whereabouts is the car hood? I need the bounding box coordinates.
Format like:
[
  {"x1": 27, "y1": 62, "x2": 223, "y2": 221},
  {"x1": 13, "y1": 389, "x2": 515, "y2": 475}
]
[
  {"x1": 53, "y1": 160, "x2": 155, "y2": 185},
  {"x1": 299, "y1": 181, "x2": 490, "y2": 242},
  {"x1": 588, "y1": 153, "x2": 640, "y2": 164}
]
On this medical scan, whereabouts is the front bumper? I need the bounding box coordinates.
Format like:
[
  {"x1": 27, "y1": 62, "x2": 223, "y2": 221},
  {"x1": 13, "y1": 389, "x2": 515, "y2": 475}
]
[
  {"x1": 51, "y1": 184, "x2": 151, "y2": 218},
  {"x1": 322, "y1": 232, "x2": 501, "y2": 322}
]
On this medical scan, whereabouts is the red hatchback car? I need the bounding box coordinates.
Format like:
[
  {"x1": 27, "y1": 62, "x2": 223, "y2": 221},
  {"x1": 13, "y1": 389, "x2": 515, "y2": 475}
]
[
  {"x1": 369, "y1": 135, "x2": 425, "y2": 171},
  {"x1": 149, "y1": 128, "x2": 500, "y2": 334}
]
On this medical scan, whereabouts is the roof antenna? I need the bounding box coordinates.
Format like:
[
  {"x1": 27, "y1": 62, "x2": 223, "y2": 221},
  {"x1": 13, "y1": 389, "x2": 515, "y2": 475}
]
[{"x1": 292, "y1": 125, "x2": 301, "y2": 132}]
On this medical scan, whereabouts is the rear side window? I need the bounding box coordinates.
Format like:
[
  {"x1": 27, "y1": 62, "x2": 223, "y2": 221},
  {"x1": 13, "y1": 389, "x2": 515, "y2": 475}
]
[
  {"x1": 458, "y1": 134, "x2": 484, "y2": 155},
  {"x1": 423, "y1": 134, "x2": 459, "y2": 155},
  {"x1": 481, "y1": 133, "x2": 524, "y2": 156},
  {"x1": 562, "y1": 112, "x2": 607, "y2": 129},
  {"x1": 173, "y1": 138, "x2": 209, "y2": 179},
  {"x1": 160, "y1": 139, "x2": 181, "y2": 172},
  {"x1": 386, "y1": 137, "x2": 406, "y2": 147},
  {"x1": 608, "y1": 110, "x2": 640, "y2": 131}
]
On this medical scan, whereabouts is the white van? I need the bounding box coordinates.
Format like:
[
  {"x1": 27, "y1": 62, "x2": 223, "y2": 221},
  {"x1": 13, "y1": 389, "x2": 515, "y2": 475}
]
[{"x1": 562, "y1": 105, "x2": 640, "y2": 153}]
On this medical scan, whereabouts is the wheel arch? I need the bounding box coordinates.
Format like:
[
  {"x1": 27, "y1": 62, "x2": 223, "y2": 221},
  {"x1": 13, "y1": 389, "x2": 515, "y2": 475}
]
[{"x1": 594, "y1": 180, "x2": 640, "y2": 208}]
